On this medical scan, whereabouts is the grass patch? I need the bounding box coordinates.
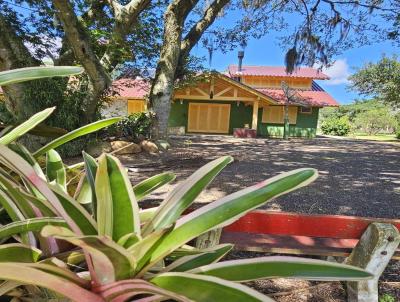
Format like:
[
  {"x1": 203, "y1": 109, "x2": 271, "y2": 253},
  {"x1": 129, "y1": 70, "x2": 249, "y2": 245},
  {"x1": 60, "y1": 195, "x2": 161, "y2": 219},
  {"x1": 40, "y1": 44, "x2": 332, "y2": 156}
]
[{"x1": 350, "y1": 133, "x2": 398, "y2": 142}]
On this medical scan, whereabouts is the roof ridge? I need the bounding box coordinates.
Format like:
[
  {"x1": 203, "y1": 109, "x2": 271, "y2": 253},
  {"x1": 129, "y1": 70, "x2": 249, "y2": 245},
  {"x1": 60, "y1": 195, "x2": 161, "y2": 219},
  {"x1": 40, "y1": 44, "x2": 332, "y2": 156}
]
[{"x1": 228, "y1": 64, "x2": 319, "y2": 69}]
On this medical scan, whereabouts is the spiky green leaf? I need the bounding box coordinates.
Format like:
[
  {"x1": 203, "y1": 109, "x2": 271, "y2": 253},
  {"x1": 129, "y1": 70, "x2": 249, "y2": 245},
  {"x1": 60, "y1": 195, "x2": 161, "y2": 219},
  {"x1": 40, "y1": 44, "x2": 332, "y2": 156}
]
[
  {"x1": 50, "y1": 184, "x2": 97, "y2": 235},
  {"x1": 163, "y1": 244, "x2": 233, "y2": 272},
  {"x1": 189, "y1": 256, "x2": 373, "y2": 281},
  {"x1": 46, "y1": 149, "x2": 66, "y2": 190},
  {"x1": 0, "y1": 108, "x2": 55, "y2": 145},
  {"x1": 143, "y1": 156, "x2": 233, "y2": 235},
  {"x1": 0, "y1": 217, "x2": 67, "y2": 239},
  {"x1": 133, "y1": 172, "x2": 176, "y2": 201},
  {"x1": 33, "y1": 117, "x2": 122, "y2": 157},
  {"x1": 151, "y1": 272, "x2": 274, "y2": 302},
  {"x1": 0, "y1": 66, "x2": 83, "y2": 86},
  {"x1": 96, "y1": 154, "x2": 140, "y2": 241},
  {"x1": 140, "y1": 168, "x2": 318, "y2": 274},
  {"x1": 0, "y1": 244, "x2": 41, "y2": 262}
]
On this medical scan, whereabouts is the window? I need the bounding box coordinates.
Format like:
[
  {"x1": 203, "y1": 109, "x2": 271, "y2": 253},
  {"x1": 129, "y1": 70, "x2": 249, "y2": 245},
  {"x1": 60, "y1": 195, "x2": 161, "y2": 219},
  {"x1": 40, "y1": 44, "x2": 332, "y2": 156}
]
[
  {"x1": 300, "y1": 107, "x2": 312, "y2": 114},
  {"x1": 262, "y1": 106, "x2": 297, "y2": 124}
]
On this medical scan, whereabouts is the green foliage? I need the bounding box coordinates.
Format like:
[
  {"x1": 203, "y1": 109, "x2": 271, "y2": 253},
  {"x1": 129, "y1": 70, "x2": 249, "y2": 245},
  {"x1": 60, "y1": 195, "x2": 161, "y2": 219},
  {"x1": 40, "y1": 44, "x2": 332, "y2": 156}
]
[
  {"x1": 108, "y1": 112, "x2": 154, "y2": 141},
  {"x1": 379, "y1": 293, "x2": 396, "y2": 302},
  {"x1": 320, "y1": 116, "x2": 351, "y2": 136},
  {"x1": 319, "y1": 99, "x2": 398, "y2": 136},
  {"x1": 349, "y1": 55, "x2": 400, "y2": 108},
  {"x1": 353, "y1": 108, "x2": 397, "y2": 135}
]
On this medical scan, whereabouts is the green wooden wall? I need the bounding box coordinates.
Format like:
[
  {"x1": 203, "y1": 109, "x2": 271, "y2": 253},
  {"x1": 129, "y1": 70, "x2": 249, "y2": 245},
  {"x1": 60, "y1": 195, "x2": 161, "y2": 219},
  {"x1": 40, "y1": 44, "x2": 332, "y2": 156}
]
[
  {"x1": 257, "y1": 107, "x2": 319, "y2": 138},
  {"x1": 169, "y1": 100, "x2": 319, "y2": 138}
]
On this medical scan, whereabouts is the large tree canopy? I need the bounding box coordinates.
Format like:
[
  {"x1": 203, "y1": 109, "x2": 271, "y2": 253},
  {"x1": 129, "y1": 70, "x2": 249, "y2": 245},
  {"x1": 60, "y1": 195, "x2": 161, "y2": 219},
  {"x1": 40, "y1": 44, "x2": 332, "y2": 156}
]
[
  {"x1": 0, "y1": 0, "x2": 398, "y2": 139},
  {"x1": 349, "y1": 55, "x2": 400, "y2": 108},
  {"x1": 0, "y1": 0, "x2": 163, "y2": 127}
]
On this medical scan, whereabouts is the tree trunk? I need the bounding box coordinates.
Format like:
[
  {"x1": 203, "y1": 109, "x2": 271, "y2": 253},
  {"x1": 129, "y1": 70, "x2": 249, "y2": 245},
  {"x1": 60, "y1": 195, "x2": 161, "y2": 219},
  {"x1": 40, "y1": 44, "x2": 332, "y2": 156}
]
[
  {"x1": 149, "y1": 4, "x2": 188, "y2": 139},
  {"x1": 53, "y1": 0, "x2": 112, "y2": 123},
  {"x1": 0, "y1": 14, "x2": 42, "y2": 122},
  {"x1": 149, "y1": 0, "x2": 227, "y2": 138}
]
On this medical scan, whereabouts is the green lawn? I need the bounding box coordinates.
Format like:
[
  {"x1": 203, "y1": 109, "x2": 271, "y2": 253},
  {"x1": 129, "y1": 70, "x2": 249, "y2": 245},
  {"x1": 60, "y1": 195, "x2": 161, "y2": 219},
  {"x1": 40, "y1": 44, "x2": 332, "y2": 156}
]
[{"x1": 349, "y1": 133, "x2": 399, "y2": 142}]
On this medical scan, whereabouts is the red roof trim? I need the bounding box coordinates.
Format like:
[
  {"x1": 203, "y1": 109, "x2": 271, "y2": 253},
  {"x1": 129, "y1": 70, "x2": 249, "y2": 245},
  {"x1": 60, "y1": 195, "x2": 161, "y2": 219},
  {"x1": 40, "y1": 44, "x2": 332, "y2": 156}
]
[
  {"x1": 228, "y1": 65, "x2": 330, "y2": 80},
  {"x1": 256, "y1": 88, "x2": 339, "y2": 107},
  {"x1": 110, "y1": 78, "x2": 150, "y2": 98}
]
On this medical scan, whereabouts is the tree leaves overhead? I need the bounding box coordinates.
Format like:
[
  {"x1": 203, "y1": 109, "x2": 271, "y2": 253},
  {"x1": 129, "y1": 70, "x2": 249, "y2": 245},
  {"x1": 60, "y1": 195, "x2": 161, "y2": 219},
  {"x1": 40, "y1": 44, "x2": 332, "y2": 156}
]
[{"x1": 349, "y1": 55, "x2": 400, "y2": 108}]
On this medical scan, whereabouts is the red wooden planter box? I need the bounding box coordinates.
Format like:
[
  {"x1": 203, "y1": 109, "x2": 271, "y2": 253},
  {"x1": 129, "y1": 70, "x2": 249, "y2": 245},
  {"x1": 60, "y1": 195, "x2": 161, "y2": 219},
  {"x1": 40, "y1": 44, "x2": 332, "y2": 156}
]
[
  {"x1": 220, "y1": 210, "x2": 400, "y2": 259},
  {"x1": 233, "y1": 128, "x2": 256, "y2": 138}
]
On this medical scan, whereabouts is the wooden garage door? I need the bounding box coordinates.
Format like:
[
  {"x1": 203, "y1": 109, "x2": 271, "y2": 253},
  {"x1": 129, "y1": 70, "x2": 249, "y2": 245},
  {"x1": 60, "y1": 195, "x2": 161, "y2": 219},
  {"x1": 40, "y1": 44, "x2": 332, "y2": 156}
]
[
  {"x1": 188, "y1": 103, "x2": 231, "y2": 133},
  {"x1": 127, "y1": 99, "x2": 146, "y2": 114}
]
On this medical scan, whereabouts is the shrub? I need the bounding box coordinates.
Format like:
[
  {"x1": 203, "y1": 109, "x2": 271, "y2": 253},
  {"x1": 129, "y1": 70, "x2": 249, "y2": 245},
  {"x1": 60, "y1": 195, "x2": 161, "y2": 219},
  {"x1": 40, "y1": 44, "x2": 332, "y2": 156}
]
[
  {"x1": 108, "y1": 111, "x2": 154, "y2": 141},
  {"x1": 379, "y1": 294, "x2": 396, "y2": 302},
  {"x1": 396, "y1": 128, "x2": 400, "y2": 139},
  {"x1": 0, "y1": 66, "x2": 373, "y2": 301},
  {"x1": 320, "y1": 116, "x2": 351, "y2": 136}
]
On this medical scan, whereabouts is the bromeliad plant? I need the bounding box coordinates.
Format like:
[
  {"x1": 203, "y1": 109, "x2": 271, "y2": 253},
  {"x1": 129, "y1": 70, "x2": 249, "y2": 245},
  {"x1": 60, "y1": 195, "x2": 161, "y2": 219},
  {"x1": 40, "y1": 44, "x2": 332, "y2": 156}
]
[
  {"x1": 0, "y1": 67, "x2": 372, "y2": 301},
  {"x1": 0, "y1": 149, "x2": 373, "y2": 301}
]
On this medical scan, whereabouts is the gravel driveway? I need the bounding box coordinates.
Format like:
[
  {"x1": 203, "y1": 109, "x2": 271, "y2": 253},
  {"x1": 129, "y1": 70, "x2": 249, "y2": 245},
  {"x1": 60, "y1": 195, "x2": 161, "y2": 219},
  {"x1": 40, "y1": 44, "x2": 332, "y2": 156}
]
[{"x1": 124, "y1": 135, "x2": 400, "y2": 219}]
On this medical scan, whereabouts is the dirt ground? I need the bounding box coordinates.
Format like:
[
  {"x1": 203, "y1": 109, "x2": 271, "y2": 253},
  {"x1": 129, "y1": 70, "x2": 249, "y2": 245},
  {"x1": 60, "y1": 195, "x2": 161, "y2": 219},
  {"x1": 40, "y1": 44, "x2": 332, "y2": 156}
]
[
  {"x1": 124, "y1": 135, "x2": 400, "y2": 218},
  {"x1": 120, "y1": 135, "x2": 400, "y2": 301}
]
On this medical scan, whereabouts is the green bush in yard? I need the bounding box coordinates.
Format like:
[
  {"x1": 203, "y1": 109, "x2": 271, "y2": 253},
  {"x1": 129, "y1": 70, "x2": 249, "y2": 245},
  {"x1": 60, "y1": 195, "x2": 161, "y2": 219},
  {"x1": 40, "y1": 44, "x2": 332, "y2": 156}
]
[
  {"x1": 108, "y1": 112, "x2": 154, "y2": 141},
  {"x1": 379, "y1": 293, "x2": 396, "y2": 302},
  {"x1": 321, "y1": 116, "x2": 351, "y2": 136},
  {"x1": 396, "y1": 127, "x2": 400, "y2": 139},
  {"x1": 0, "y1": 67, "x2": 373, "y2": 302}
]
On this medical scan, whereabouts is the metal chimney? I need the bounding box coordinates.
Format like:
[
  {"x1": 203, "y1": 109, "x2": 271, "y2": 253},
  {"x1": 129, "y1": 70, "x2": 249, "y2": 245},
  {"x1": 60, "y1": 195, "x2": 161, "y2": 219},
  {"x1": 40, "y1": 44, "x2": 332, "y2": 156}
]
[{"x1": 238, "y1": 51, "x2": 244, "y2": 72}]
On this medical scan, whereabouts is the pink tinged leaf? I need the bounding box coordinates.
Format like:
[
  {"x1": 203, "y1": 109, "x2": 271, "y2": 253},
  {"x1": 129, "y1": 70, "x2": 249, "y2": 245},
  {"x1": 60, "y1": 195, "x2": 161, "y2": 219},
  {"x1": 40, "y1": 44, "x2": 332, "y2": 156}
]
[
  {"x1": 0, "y1": 263, "x2": 104, "y2": 302},
  {"x1": 49, "y1": 184, "x2": 98, "y2": 235},
  {"x1": 0, "y1": 145, "x2": 83, "y2": 234},
  {"x1": 96, "y1": 279, "x2": 192, "y2": 302},
  {"x1": 133, "y1": 295, "x2": 167, "y2": 302},
  {"x1": 42, "y1": 226, "x2": 135, "y2": 285},
  {"x1": 26, "y1": 262, "x2": 90, "y2": 288},
  {"x1": 0, "y1": 281, "x2": 22, "y2": 296}
]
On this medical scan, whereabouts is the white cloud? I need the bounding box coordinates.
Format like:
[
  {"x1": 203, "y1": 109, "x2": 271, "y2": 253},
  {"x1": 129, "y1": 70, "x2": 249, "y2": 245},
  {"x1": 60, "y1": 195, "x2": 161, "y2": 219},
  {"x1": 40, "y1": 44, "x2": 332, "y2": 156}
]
[{"x1": 320, "y1": 59, "x2": 351, "y2": 85}]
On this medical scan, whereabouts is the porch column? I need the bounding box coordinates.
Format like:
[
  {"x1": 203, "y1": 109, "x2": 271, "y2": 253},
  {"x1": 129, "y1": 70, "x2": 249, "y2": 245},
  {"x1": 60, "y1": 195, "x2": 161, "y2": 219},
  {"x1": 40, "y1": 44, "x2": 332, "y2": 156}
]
[{"x1": 252, "y1": 100, "x2": 259, "y2": 130}]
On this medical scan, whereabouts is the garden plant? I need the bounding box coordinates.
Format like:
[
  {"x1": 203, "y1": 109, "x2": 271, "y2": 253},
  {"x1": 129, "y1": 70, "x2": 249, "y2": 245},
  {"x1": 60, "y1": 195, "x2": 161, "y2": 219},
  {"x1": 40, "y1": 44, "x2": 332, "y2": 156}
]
[{"x1": 0, "y1": 67, "x2": 373, "y2": 301}]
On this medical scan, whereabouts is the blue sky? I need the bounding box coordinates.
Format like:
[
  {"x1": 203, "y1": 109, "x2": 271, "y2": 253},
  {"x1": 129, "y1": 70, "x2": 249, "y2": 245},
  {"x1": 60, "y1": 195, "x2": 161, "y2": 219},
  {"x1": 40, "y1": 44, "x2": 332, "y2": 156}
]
[{"x1": 192, "y1": 31, "x2": 399, "y2": 105}]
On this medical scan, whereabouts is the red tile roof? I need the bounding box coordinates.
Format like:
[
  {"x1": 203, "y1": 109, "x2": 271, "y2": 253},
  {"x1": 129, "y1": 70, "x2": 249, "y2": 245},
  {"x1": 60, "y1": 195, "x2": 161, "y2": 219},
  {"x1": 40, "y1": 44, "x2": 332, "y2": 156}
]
[
  {"x1": 228, "y1": 65, "x2": 329, "y2": 80},
  {"x1": 111, "y1": 78, "x2": 149, "y2": 98},
  {"x1": 256, "y1": 88, "x2": 339, "y2": 107}
]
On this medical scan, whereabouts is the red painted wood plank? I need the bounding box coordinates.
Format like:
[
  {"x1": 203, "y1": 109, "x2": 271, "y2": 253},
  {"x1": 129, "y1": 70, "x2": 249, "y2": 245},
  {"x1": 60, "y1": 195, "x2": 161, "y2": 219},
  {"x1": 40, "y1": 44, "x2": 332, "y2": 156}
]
[{"x1": 224, "y1": 210, "x2": 400, "y2": 239}]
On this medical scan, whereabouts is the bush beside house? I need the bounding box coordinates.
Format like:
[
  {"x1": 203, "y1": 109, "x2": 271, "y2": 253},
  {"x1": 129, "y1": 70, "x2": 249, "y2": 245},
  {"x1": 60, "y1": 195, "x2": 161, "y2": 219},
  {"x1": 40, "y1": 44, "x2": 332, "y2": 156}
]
[{"x1": 320, "y1": 117, "x2": 351, "y2": 136}]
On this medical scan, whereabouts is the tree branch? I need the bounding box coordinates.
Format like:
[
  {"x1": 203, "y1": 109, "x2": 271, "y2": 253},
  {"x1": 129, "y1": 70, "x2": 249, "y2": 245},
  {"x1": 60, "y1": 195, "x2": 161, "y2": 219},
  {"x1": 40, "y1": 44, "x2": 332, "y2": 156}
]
[
  {"x1": 100, "y1": 0, "x2": 152, "y2": 71},
  {"x1": 52, "y1": 0, "x2": 111, "y2": 92},
  {"x1": 181, "y1": 0, "x2": 229, "y2": 55},
  {"x1": 80, "y1": 0, "x2": 108, "y2": 25},
  {"x1": 175, "y1": 0, "x2": 229, "y2": 78},
  {"x1": 321, "y1": 0, "x2": 395, "y2": 12}
]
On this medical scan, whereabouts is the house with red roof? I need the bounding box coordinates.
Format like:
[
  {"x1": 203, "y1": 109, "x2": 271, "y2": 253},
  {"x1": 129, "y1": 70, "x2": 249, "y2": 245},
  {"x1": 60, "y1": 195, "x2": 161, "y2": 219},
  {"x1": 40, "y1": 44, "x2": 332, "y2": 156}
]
[{"x1": 104, "y1": 55, "x2": 339, "y2": 138}]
